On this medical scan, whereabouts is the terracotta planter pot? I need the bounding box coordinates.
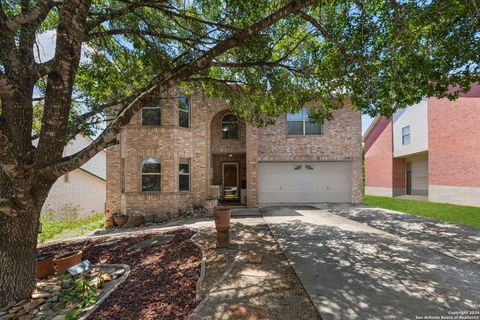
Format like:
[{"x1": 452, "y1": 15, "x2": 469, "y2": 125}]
[
  {"x1": 214, "y1": 208, "x2": 231, "y2": 246},
  {"x1": 213, "y1": 208, "x2": 231, "y2": 229},
  {"x1": 54, "y1": 250, "x2": 83, "y2": 275},
  {"x1": 36, "y1": 253, "x2": 55, "y2": 280},
  {"x1": 132, "y1": 216, "x2": 145, "y2": 227},
  {"x1": 104, "y1": 217, "x2": 116, "y2": 229},
  {"x1": 113, "y1": 215, "x2": 128, "y2": 227}
]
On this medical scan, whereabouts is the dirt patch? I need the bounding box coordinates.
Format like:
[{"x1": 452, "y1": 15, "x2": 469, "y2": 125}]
[{"x1": 38, "y1": 228, "x2": 201, "y2": 319}]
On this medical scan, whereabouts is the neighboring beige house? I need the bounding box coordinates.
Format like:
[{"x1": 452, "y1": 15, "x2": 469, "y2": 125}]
[
  {"x1": 106, "y1": 89, "x2": 362, "y2": 218},
  {"x1": 41, "y1": 135, "x2": 106, "y2": 218}
]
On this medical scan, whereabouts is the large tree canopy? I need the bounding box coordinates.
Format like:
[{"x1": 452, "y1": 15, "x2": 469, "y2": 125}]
[{"x1": 0, "y1": 0, "x2": 479, "y2": 305}]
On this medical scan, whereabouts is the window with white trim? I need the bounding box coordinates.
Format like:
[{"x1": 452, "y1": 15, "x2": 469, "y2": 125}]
[
  {"x1": 287, "y1": 107, "x2": 322, "y2": 135},
  {"x1": 402, "y1": 126, "x2": 410, "y2": 145},
  {"x1": 221, "y1": 114, "x2": 238, "y2": 139},
  {"x1": 179, "y1": 158, "x2": 190, "y2": 191},
  {"x1": 141, "y1": 158, "x2": 161, "y2": 192},
  {"x1": 142, "y1": 106, "x2": 161, "y2": 126},
  {"x1": 179, "y1": 95, "x2": 190, "y2": 128}
]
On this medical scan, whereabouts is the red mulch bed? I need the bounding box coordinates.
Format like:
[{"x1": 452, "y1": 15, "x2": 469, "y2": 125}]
[{"x1": 38, "y1": 228, "x2": 201, "y2": 319}]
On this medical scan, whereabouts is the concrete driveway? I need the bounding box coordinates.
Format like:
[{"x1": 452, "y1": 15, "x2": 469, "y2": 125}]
[{"x1": 262, "y1": 204, "x2": 480, "y2": 320}]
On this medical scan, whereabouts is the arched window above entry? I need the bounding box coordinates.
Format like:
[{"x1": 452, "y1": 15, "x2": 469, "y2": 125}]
[{"x1": 221, "y1": 114, "x2": 238, "y2": 139}]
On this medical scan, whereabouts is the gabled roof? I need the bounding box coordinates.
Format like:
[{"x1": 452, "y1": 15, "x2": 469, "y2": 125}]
[{"x1": 362, "y1": 116, "x2": 381, "y2": 142}]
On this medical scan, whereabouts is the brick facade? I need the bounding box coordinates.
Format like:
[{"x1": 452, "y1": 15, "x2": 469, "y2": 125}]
[{"x1": 106, "y1": 90, "x2": 363, "y2": 217}]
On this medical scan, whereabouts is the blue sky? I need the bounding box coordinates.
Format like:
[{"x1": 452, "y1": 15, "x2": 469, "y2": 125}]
[{"x1": 362, "y1": 114, "x2": 374, "y2": 135}]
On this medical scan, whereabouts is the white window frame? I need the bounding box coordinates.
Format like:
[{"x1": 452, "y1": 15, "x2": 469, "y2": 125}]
[
  {"x1": 179, "y1": 158, "x2": 190, "y2": 192},
  {"x1": 221, "y1": 114, "x2": 239, "y2": 139},
  {"x1": 179, "y1": 95, "x2": 190, "y2": 128},
  {"x1": 402, "y1": 126, "x2": 411, "y2": 145},
  {"x1": 287, "y1": 107, "x2": 322, "y2": 136},
  {"x1": 141, "y1": 157, "x2": 161, "y2": 192}
]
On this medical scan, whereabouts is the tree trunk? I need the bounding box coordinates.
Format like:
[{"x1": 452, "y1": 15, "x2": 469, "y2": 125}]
[{"x1": 0, "y1": 196, "x2": 43, "y2": 307}]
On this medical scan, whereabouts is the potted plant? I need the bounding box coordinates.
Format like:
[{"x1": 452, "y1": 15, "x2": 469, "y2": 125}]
[
  {"x1": 54, "y1": 250, "x2": 83, "y2": 275},
  {"x1": 132, "y1": 215, "x2": 145, "y2": 227},
  {"x1": 112, "y1": 212, "x2": 128, "y2": 227},
  {"x1": 36, "y1": 253, "x2": 56, "y2": 280},
  {"x1": 213, "y1": 205, "x2": 231, "y2": 247}
]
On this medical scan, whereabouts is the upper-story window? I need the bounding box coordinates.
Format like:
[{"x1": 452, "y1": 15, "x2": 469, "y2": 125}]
[
  {"x1": 287, "y1": 107, "x2": 322, "y2": 135},
  {"x1": 222, "y1": 114, "x2": 238, "y2": 139},
  {"x1": 179, "y1": 95, "x2": 190, "y2": 128},
  {"x1": 141, "y1": 158, "x2": 161, "y2": 192},
  {"x1": 142, "y1": 106, "x2": 161, "y2": 126},
  {"x1": 402, "y1": 126, "x2": 410, "y2": 145}
]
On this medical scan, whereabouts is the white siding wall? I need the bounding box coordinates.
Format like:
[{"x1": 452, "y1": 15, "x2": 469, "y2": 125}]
[
  {"x1": 42, "y1": 169, "x2": 106, "y2": 218},
  {"x1": 64, "y1": 136, "x2": 106, "y2": 179},
  {"x1": 393, "y1": 100, "x2": 428, "y2": 157}
]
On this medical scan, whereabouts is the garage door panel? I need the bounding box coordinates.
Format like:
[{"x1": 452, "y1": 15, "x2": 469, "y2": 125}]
[{"x1": 258, "y1": 162, "x2": 352, "y2": 203}]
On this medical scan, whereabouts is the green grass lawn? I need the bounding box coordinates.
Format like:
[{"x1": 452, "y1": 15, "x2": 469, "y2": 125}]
[
  {"x1": 363, "y1": 195, "x2": 480, "y2": 228},
  {"x1": 38, "y1": 213, "x2": 104, "y2": 244}
]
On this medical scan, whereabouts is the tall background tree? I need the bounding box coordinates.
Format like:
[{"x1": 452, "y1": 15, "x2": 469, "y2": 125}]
[{"x1": 0, "y1": 0, "x2": 478, "y2": 305}]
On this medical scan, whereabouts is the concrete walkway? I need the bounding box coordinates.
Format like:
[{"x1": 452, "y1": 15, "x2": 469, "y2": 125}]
[{"x1": 262, "y1": 205, "x2": 480, "y2": 320}]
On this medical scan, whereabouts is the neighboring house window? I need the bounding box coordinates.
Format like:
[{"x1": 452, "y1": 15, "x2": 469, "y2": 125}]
[
  {"x1": 287, "y1": 107, "x2": 322, "y2": 135},
  {"x1": 179, "y1": 158, "x2": 190, "y2": 192},
  {"x1": 142, "y1": 106, "x2": 161, "y2": 126},
  {"x1": 402, "y1": 126, "x2": 410, "y2": 145},
  {"x1": 141, "y1": 158, "x2": 161, "y2": 192},
  {"x1": 222, "y1": 114, "x2": 238, "y2": 139},
  {"x1": 179, "y1": 95, "x2": 190, "y2": 128}
]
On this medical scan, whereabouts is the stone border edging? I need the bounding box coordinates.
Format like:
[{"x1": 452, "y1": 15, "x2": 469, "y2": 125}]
[
  {"x1": 190, "y1": 233, "x2": 207, "y2": 302},
  {"x1": 78, "y1": 263, "x2": 131, "y2": 320},
  {"x1": 187, "y1": 235, "x2": 243, "y2": 320}
]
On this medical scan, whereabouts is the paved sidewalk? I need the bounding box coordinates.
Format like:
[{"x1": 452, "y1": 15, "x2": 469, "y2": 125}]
[
  {"x1": 189, "y1": 216, "x2": 319, "y2": 320},
  {"x1": 262, "y1": 205, "x2": 480, "y2": 320}
]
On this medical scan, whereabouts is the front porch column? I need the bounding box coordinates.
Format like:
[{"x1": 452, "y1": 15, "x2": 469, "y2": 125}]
[{"x1": 246, "y1": 124, "x2": 259, "y2": 207}]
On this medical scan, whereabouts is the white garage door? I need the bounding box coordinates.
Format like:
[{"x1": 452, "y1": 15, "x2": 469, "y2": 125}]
[{"x1": 258, "y1": 162, "x2": 352, "y2": 203}]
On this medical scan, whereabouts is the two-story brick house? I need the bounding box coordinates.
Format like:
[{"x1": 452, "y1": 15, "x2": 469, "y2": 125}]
[
  {"x1": 363, "y1": 85, "x2": 480, "y2": 207},
  {"x1": 106, "y1": 89, "x2": 362, "y2": 218}
]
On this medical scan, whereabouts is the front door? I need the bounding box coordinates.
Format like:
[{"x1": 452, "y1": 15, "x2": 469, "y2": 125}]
[
  {"x1": 406, "y1": 161, "x2": 412, "y2": 195},
  {"x1": 222, "y1": 162, "x2": 239, "y2": 200}
]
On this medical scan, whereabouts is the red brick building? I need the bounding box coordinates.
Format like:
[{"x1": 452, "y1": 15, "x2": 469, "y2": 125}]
[
  {"x1": 364, "y1": 85, "x2": 480, "y2": 207},
  {"x1": 106, "y1": 89, "x2": 362, "y2": 218}
]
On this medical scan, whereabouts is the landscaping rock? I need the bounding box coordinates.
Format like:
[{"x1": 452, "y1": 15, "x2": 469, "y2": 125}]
[
  {"x1": 227, "y1": 304, "x2": 268, "y2": 320},
  {"x1": 18, "y1": 315, "x2": 33, "y2": 320},
  {"x1": 23, "y1": 299, "x2": 44, "y2": 312},
  {"x1": 247, "y1": 251, "x2": 263, "y2": 264}
]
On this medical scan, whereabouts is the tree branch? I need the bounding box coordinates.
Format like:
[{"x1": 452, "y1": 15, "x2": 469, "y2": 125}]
[
  {"x1": 87, "y1": 28, "x2": 198, "y2": 45},
  {"x1": 4, "y1": 0, "x2": 62, "y2": 30},
  {"x1": 39, "y1": 0, "x2": 318, "y2": 178}
]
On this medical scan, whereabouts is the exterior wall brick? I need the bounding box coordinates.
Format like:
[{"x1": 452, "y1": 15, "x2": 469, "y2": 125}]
[
  {"x1": 106, "y1": 92, "x2": 363, "y2": 216},
  {"x1": 364, "y1": 117, "x2": 394, "y2": 193},
  {"x1": 256, "y1": 102, "x2": 362, "y2": 202},
  {"x1": 428, "y1": 93, "x2": 480, "y2": 188}
]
